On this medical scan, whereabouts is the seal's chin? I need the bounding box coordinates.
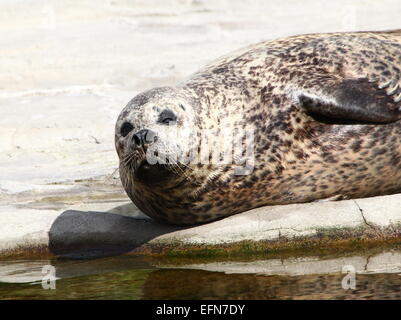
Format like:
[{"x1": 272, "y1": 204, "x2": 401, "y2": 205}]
[{"x1": 134, "y1": 159, "x2": 174, "y2": 186}]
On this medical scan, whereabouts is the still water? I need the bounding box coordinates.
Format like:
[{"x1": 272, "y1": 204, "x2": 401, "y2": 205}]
[{"x1": 1, "y1": 248, "x2": 401, "y2": 299}]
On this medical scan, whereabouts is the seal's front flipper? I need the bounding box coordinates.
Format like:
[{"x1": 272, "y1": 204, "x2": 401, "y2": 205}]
[{"x1": 295, "y1": 78, "x2": 401, "y2": 123}]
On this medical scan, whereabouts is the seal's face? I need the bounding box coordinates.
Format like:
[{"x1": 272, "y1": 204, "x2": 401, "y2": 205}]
[{"x1": 115, "y1": 87, "x2": 197, "y2": 187}]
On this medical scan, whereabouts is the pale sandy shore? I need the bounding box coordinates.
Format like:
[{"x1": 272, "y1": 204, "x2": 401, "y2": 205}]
[{"x1": 1, "y1": 0, "x2": 401, "y2": 257}]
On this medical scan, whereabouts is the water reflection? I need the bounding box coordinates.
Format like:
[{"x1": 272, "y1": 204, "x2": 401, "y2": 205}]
[
  {"x1": 1, "y1": 249, "x2": 401, "y2": 299},
  {"x1": 142, "y1": 269, "x2": 401, "y2": 300}
]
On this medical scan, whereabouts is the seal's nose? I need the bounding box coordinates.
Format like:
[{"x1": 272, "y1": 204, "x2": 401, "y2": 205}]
[{"x1": 132, "y1": 129, "x2": 157, "y2": 147}]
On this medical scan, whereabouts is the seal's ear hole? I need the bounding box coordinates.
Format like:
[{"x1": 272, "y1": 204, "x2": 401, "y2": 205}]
[
  {"x1": 158, "y1": 109, "x2": 177, "y2": 125},
  {"x1": 121, "y1": 122, "x2": 134, "y2": 137}
]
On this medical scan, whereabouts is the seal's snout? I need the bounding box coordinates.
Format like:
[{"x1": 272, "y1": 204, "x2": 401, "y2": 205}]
[{"x1": 131, "y1": 129, "x2": 158, "y2": 149}]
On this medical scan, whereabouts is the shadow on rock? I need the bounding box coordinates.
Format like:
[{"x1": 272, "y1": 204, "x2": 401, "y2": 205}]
[{"x1": 48, "y1": 209, "x2": 185, "y2": 259}]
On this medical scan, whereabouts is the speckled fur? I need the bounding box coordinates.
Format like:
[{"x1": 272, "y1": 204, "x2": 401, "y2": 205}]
[{"x1": 116, "y1": 30, "x2": 401, "y2": 225}]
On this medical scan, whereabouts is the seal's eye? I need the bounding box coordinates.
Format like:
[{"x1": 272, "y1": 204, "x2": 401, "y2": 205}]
[
  {"x1": 158, "y1": 109, "x2": 177, "y2": 125},
  {"x1": 121, "y1": 122, "x2": 134, "y2": 137}
]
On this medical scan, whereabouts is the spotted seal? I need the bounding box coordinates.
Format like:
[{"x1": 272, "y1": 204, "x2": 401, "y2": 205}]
[{"x1": 115, "y1": 30, "x2": 401, "y2": 225}]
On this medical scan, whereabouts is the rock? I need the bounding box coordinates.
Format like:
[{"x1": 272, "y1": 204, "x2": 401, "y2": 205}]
[{"x1": 0, "y1": 193, "x2": 400, "y2": 259}]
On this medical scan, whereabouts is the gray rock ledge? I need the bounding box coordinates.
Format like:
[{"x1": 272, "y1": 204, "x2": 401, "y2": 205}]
[{"x1": 0, "y1": 193, "x2": 400, "y2": 258}]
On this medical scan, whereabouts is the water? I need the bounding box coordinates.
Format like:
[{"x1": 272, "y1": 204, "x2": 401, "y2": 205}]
[{"x1": 1, "y1": 248, "x2": 401, "y2": 299}]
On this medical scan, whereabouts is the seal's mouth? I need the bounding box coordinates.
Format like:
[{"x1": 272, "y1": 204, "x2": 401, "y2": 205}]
[
  {"x1": 120, "y1": 149, "x2": 174, "y2": 186},
  {"x1": 133, "y1": 159, "x2": 166, "y2": 184},
  {"x1": 135, "y1": 159, "x2": 173, "y2": 185},
  {"x1": 121, "y1": 143, "x2": 188, "y2": 187}
]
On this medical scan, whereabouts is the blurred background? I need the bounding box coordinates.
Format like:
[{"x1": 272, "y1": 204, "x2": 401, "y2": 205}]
[{"x1": 1, "y1": 0, "x2": 401, "y2": 195}]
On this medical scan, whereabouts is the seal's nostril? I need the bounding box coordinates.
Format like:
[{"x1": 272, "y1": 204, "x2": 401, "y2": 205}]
[
  {"x1": 132, "y1": 129, "x2": 157, "y2": 146},
  {"x1": 132, "y1": 133, "x2": 141, "y2": 146}
]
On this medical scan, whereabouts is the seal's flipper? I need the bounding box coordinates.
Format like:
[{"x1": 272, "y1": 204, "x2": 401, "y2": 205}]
[{"x1": 296, "y1": 78, "x2": 401, "y2": 123}]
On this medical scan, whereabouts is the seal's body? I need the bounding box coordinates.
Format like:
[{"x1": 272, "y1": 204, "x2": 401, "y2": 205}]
[{"x1": 115, "y1": 30, "x2": 401, "y2": 225}]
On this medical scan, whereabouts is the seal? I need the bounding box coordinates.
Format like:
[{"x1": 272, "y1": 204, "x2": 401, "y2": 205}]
[{"x1": 115, "y1": 30, "x2": 401, "y2": 225}]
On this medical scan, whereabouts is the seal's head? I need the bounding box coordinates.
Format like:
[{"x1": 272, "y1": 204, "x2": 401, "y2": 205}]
[{"x1": 115, "y1": 87, "x2": 198, "y2": 189}]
